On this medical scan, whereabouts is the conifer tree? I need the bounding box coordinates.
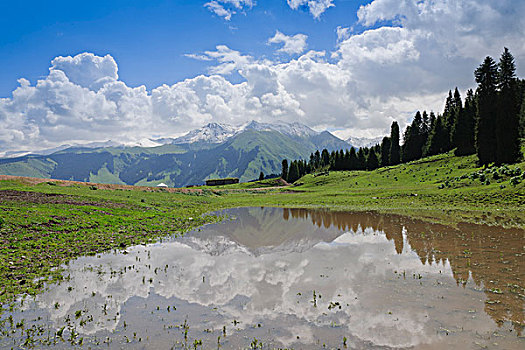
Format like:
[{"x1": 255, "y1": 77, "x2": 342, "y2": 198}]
[
  {"x1": 389, "y1": 121, "x2": 401, "y2": 165},
  {"x1": 450, "y1": 88, "x2": 463, "y2": 148},
  {"x1": 314, "y1": 150, "x2": 321, "y2": 168},
  {"x1": 305, "y1": 161, "x2": 311, "y2": 174},
  {"x1": 281, "y1": 159, "x2": 288, "y2": 181},
  {"x1": 343, "y1": 150, "x2": 351, "y2": 170},
  {"x1": 401, "y1": 125, "x2": 412, "y2": 162},
  {"x1": 349, "y1": 147, "x2": 358, "y2": 170},
  {"x1": 520, "y1": 93, "x2": 525, "y2": 138},
  {"x1": 298, "y1": 160, "x2": 305, "y2": 177},
  {"x1": 321, "y1": 149, "x2": 330, "y2": 168},
  {"x1": 413, "y1": 112, "x2": 425, "y2": 158},
  {"x1": 332, "y1": 151, "x2": 339, "y2": 170},
  {"x1": 475, "y1": 56, "x2": 498, "y2": 166},
  {"x1": 429, "y1": 111, "x2": 436, "y2": 131},
  {"x1": 357, "y1": 148, "x2": 366, "y2": 170},
  {"x1": 424, "y1": 116, "x2": 448, "y2": 156},
  {"x1": 366, "y1": 150, "x2": 379, "y2": 170},
  {"x1": 330, "y1": 150, "x2": 336, "y2": 169},
  {"x1": 421, "y1": 111, "x2": 430, "y2": 147},
  {"x1": 453, "y1": 89, "x2": 476, "y2": 155},
  {"x1": 452, "y1": 88, "x2": 462, "y2": 113},
  {"x1": 380, "y1": 136, "x2": 391, "y2": 166},
  {"x1": 337, "y1": 150, "x2": 345, "y2": 170},
  {"x1": 402, "y1": 112, "x2": 424, "y2": 162},
  {"x1": 259, "y1": 171, "x2": 264, "y2": 181},
  {"x1": 496, "y1": 47, "x2": 521, "y2": 164},
  {"x1": 443, "y1": 90, "x2": 453, "y2": 122},
  {"x1": 442, "y1": 90, "x2": 454, "y2": 151},
  {"x1": 288, "y1": 161, "x2": 300, "y2": 183}
]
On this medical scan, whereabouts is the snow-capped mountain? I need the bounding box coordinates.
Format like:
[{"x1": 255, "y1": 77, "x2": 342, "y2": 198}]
[
  {"x1": 240, "y1": 120, "x2": 318, "y2": 138},
  {"x1": 172, "y1": 120, "x2": 319, "y2": 144},
  {"x1": 345, "y1": 136, "x2": 384, "y2": 149},
  {"x1": 172, "y1": 122, "x2": 238, "y2": 144},
  {"x1": 120, "y1": 138, "x2": 164, "y2": 148}
]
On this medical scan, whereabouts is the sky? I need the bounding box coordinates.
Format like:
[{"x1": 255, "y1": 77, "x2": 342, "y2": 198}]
[{"x1": 1, "y1": 0, "x2": 524, "y2": 154}]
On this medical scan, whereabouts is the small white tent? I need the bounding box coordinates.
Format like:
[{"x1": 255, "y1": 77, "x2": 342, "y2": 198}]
[{"x1": 156, "y1": 183, "x2": 168, "y2": 188}]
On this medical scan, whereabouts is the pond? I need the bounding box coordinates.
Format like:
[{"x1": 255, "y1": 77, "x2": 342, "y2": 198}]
[{"x1": 0, "y1": 207, "x2": 523, "y2": 349}]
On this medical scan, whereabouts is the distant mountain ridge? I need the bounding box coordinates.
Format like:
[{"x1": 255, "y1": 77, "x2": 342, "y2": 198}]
[
  {"x1": 171, "y1": 122, "x2": 238, "y2": 144},
  {"x1": 345, "y1": 136, "x2": 383, "y2": 149},
  {"x1": 171, "y1": 120, "x2": 319, "y2": 145},
  {"x1": 0, "y1": 120, "x2": 356, "y2": 187},
  {"x1": 1, "y1": 139, "x2": 163, "y2": 159}
]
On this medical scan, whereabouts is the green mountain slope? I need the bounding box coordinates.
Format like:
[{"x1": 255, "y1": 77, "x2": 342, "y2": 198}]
[{"x1": 0, "y1": 130, "x2": 351, "y2": 187}]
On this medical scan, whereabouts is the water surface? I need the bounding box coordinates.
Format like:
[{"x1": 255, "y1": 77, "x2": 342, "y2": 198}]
[{"x1": 1, "y1": 207, "x2": 523, "y2": 349}]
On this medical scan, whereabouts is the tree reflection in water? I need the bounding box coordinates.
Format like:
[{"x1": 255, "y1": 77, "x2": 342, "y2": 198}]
[{"x1": 283, "y1": 208, "x2": 524, "y2": 333}]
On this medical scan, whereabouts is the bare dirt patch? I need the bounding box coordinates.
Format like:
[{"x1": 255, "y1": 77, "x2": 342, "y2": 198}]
[
  {"x1": 0, "y1": 175, "x2": 286, "y2": 194},
  {"x1": 0, "y1": 189, "x2": 125, "y2": 207}
]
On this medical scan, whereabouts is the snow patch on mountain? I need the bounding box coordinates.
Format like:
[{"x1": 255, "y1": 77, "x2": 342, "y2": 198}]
[
  {"x1": 172, "y1": 122, "x2": 239, "y2": 144},
  {"x1": 172, "y1": 120, "x2": 319, "y2": 144},
  {"x1": 121, "y1": 138, "x2": 164, "y2": 148},
  {"x1": 239, "y1": 120, "x2": 318, "y2": 137},
  {"x1": 345, "y1": 136, "x2": 384, "y2": 149}
]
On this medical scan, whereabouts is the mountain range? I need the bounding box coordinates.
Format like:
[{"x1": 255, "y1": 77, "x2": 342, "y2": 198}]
[
  {"x1": 0, "y1": 121, "x2": 371, "y2": 187},
  {"x1": 345, "y1": 135, "x2": 383, "y2": 149}
]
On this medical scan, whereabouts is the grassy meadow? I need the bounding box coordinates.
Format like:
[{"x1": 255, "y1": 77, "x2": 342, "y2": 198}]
[{"x1": 0, "y1": 150, "x2": 524, "y2": 304}]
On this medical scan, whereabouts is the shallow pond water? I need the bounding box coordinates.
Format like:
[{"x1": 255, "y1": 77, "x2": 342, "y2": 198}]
[{"x1": 1, "y1": 207, "x2": 524, "y2": 349}]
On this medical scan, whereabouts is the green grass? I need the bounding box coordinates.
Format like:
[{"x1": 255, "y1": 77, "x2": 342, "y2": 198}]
[
  {"x1": 88, "y1": 165, "x2": 126, "y2": 184},
  {"x1": 275, "y1": 152, "x2": 525, "y2": 226},
  {"x1": 0, "y1": 150, "x2": 524, "y2": 304},
  {"x1": 0, "y1": 158, "x2": 56, "y2": 178},
  {"x1": 194, "y1": 177, "x2": 285, "y2": 189}
]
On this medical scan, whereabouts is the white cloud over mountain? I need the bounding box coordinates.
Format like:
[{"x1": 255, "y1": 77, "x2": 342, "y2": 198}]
[{"x1": 1, "y1": 0, "x2": 524, "y2": 153}]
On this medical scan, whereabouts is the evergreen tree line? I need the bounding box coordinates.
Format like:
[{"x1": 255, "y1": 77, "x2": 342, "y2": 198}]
[
  {"x1": 401, "y1": 48, "x2": 524, "y2": 165},
  {"x1": 281, "y1": 48, "x2": 525, "y2": 182}
]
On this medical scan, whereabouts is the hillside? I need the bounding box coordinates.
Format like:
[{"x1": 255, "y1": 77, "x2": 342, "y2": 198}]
[
  {"x1": 202, "y1": 150, "x2": 525, "y2": 226},
  {"x1": 0, "y1": 128, "x2": 351, "y2": 187}
]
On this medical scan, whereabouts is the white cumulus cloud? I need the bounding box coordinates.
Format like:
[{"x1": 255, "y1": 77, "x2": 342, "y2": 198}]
[
  {"x1": 268, "y1": 30, "x2": 308, "y2": 55},
  {"x1": 336, "y1": 26, "x2": 351, "y2": 43},
  {"x1": 287, "y1": 0, "x2": 335, "y2": 19},
  {"x1": 204, "y1": 0, "x2": 255, "y2": 21},
  {"x1": 203, "y1": 45, "x2": 253, "y2": 75},
  {"x1": 50, "y1": 53, "x2": 118, "y2": 91},
  {"x1": 356, "y1": 0, "x2": 525, "y2": 61}
]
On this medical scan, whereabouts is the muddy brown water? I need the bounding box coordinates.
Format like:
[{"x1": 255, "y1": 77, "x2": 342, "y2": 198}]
[{"x1": 0, "y1": 207, "x2": 523, "y2": 349}]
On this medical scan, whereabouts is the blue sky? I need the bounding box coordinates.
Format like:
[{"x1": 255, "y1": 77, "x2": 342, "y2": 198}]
[
  {"x1": 1, "y1": 0, "x2": 523, "y2": 154},
  {"x1": 0, "y1": 0, "x2": 371, "y2": 96}
]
